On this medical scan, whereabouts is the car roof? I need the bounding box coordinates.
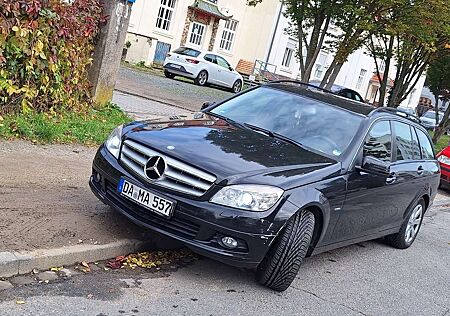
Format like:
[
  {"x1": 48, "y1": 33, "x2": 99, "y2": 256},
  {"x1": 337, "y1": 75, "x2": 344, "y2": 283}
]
[
  {"x1": 266, "y1": 81, "x2": 375, "y2": 115},
  {"x1": 265, "y1": 81, "x2": 422, "y2": 125}
]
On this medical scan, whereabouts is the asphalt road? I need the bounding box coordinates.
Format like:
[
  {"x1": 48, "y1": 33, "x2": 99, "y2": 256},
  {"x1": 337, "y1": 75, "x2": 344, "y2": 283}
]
[{"x1": 1, "y1": 206, "x2": 449, "y2": 316}]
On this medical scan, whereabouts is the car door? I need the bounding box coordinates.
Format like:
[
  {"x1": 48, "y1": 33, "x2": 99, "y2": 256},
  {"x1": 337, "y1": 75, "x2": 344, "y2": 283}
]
[
  {"x1": 203, "y1": 54, "x2": 220, "y2": 84},
  {"x1": 332, "y1": 120, "x2": 399, "y2": 241},
  {"x1": 388, "y1": 121, "x2": 423, "y2": 228},
  {"x1": 215, "y1": 56, "x2": 236, "y2": 87}
]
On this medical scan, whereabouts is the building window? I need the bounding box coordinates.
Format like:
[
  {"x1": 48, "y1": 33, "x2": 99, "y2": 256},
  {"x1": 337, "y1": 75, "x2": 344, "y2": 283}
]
[
  {"x1": 156, "y1": 0, "x2": 176, "y2": 31},
  {"x1": 188, "y1": 22, "x2": 206, "y2": 47},
  {"x1": 314, "y1": 53, "x2": 328, "y2": 79},
  {"x1": 356, "y1": 69, "x2": 367, "y2": 89},
  {"x1": 220, "y1": 20, "x2": 238, "y2": 51},
  {"x1": 282, "y1": 47, "x2": 294, "y2": 68}
]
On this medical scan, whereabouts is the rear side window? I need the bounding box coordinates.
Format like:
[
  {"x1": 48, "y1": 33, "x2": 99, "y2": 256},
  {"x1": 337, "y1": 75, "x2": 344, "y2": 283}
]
[
  {"x1": 204, "y1": 54, "x2": 216, "y2": 63},
  {"x1": 173, "y1": 47, "x2": 201, "y2": 57},
  {"x1": 363, "y1": 121, "x2": 392, "y2": 163},
  {"x1": 416, "y1": 129, "x2": 435, "y2": 159},
  {"x1": 393, "y1": 121, "x2": 413, "y2": 161},
  {"x1": 411, "y1": 127, "x2": 421, "y2": 159}
]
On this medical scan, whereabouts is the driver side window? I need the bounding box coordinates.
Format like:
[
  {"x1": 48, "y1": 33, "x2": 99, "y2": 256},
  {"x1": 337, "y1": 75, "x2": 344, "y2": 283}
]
[{"x1": 363, "y1": 121, "x2": 392, "y2": 163}]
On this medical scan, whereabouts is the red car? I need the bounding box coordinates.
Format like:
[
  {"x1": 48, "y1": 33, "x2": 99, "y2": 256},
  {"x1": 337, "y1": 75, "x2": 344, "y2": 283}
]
[{"x1": 437, "y1": 146, "x2": 450, "y2": 188}]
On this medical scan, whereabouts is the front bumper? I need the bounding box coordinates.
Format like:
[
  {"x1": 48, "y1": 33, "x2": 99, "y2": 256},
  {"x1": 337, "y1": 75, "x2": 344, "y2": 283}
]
[{"x1": 89, "y1": 146, "x2": 289, "y2": 268}]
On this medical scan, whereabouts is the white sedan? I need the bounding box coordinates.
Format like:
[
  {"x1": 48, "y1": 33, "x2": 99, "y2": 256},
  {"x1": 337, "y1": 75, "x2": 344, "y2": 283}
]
[{"x1": 163, "y1": 47, "x2": 244, "y2": 93}]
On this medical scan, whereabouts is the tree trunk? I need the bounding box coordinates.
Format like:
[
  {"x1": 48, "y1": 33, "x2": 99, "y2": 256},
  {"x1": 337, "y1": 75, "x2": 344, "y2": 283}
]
[
  {"x1": 325, "y1": 62, "x2": 344, "y2": 90},
  {"x1": 433, "y1": 96, "x2": 450, "y2": 145},
  {"x1": 378, "y1": 37, "x2": 394, "y2": 107}
]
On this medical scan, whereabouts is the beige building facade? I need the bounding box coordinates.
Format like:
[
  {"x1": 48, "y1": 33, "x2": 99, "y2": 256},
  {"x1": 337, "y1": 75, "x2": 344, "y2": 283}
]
[{"x1": 125, "y1": 0, "x2": 280, "y2": 68}]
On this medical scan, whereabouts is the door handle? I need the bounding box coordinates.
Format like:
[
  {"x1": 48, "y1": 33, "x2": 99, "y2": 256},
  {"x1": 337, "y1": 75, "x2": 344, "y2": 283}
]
[
  {"x1": 386, "y1": 172, "x2": 397, "y2": 184},
  {"x1": 417, "y1": 166, "x2": 424, "y2": 175}
]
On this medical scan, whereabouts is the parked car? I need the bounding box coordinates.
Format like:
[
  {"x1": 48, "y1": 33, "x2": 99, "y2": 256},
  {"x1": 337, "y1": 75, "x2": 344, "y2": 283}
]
[
  {"x1": 163, "y1": 47, "x2": 244, "y2": 93},
  {"x1": 309, "y1": 81, "x2": 365, "y2": 103},
  {"x1": 90, "y1": 81, "x2": 439, "y2": 292},
  {"x1": 420, "y1": 110, "x2": 444, "y2": 130},
  {"x1": 437, "y1": 146, "x2": 450, "y2": 189}
]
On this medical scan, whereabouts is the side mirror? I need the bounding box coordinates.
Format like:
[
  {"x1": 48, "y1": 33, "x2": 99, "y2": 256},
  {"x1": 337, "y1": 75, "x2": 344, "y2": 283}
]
[
  {"x1": 201, "y1": 101, "x2": 215, "y2": 110},
  {"x1": 357, "y1": 156, "x2": 390, "y2": 175}
]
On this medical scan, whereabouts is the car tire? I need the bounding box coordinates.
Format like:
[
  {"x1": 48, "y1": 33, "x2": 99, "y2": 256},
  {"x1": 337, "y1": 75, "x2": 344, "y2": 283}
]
[
  {"x1": 385, "y1": 198, "x2": 425, "y2": 249},
  {"x1": 255, "y1": 209, "x2": 315, "y2": 292},
  {"x1": 195, "y1": 70, "x2": 208, "y2": 86},
  {"x1": 164, "y1": 70, "x2": 175, "y2": 79},
  {"x1": 232, "y1": 80, "x2": 242, "y2": 93}
]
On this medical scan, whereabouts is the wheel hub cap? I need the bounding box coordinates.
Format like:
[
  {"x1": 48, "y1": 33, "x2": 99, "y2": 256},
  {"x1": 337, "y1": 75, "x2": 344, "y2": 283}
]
[{"x1": 405, "y1": 204, "x2": 422, "y2": 243}]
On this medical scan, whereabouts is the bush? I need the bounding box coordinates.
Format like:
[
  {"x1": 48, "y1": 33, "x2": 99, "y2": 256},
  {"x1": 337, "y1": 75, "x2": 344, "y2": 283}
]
[{"x1": 0, "y1": 0, "x2": 103, "y2": 115}]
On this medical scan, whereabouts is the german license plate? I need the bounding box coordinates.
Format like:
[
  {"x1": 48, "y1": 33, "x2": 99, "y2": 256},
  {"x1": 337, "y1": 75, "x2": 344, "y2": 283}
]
[
  {"x1": 118, "y1": 179, "x2": 174, "y2": 218},
  {"x1": 170, "y1": 64, "x2": 181, "y2": 69}
]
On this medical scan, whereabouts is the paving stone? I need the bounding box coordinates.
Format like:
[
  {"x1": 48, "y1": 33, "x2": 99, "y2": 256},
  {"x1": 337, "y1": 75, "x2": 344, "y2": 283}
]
[
  {"x1": 9, "y1": 275, "x2": 36, "y2": 286},
  {"x1": 0, "y1": 280, "x2": 13, "y2": 290},
  {"x1": 36, "y1": 271, "x2": 58, "y2": 281}
]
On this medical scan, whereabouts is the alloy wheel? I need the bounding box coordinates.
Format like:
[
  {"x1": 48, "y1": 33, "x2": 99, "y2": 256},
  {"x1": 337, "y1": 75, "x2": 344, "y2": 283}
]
[
  {"x1": 199, "y1": 72, "x2": 207, "y2": 85},
  {"x1": 405, "y1": 204, "x2": 423, "y2": 243},
  {"x1": 233, "y1": 81, "x2": 242, "y2": 93}
]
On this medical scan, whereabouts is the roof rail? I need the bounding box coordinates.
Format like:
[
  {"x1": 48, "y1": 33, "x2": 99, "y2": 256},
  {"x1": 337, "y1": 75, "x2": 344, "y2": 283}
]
[
  {"x1": 371, "y1": 107, "x2": 421, "y2": 124},
  {"x1": 266, "y1": 80, "x2": 333, "y2": 94}
]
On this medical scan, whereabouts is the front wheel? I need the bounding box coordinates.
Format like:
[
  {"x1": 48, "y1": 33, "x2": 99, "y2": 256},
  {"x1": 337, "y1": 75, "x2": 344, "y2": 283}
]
[
  {"x1": 256, "y1": 210, "x2": 315, "y2": 292},
  {"x1": 195, "y1": 70, "x2": 208, "y2": 86},
  {"x1": 231, "y1": 80, "x2": 242, "y2": 93},
  {"x1": 385, "y1": 198, "x2": 425, "y2": 249}
]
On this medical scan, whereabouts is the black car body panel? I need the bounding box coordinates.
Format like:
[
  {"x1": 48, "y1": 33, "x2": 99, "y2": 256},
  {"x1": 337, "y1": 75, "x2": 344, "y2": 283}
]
[{"x1": 90, "y1": 82, "x2": 440, "y2": 269}]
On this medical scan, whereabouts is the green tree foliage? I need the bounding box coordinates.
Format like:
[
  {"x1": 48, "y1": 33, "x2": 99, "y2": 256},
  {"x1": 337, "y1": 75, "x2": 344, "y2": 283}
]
[
  {"x1": 366, "y1": 0, "x2": 450, "y2": 107},
  {"x1": 0, "y1": 0, "x2": 103, "y2": 114}
]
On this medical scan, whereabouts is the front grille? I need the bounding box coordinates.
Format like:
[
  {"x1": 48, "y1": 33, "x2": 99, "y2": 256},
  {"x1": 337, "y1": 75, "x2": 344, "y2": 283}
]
[
  {"x1": 105, "y1": 182, "x2": 200, "y2": 239},
  {"x1": 120, "y1": 139, "x2": 216, "y2": 197}
]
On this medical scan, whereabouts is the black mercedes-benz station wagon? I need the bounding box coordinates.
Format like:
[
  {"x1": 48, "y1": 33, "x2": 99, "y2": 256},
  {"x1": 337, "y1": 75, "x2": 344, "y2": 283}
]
[{"x1": 90, "y1": 81, "x2": 440, "y2": 291}]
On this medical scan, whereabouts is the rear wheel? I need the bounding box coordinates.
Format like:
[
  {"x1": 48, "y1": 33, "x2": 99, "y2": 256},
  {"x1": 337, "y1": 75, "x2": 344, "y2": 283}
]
[
  {"x1": 385, "y1": 198, "x2": 425, "y2": 249},
  {"x1": 195, "y1": 70, "x2": 208, "y2": 86},
  {"x1": 256, "y1": 210, "x2": 315, "y2": 292},
  {"x1": 164, "y1": 70, "x2": 175, "y2": 79},
  {"x1": 232, "y1": 80, "x2": 242, "y2": 93}
]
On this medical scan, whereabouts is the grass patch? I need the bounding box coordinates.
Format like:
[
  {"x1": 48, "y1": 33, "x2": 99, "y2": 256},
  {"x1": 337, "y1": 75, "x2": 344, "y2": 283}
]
[
  {"x1": 121, "y1": 61, "x2": 164, "y2": 77},
  {"x1": 431, "y1": 132, "x2": 449, "y2": 153},
  {"x1": 0, "y1": 103, "x2": 131, "y2": 146}
]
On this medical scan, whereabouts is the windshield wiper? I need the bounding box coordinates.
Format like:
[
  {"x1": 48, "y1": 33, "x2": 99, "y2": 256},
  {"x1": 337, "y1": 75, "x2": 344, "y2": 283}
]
[
  {"x1": 243, "y1": 123, "x2": 306, "y2": 149},
  {"x1": 206, "y1": 112, "x2": 245, "y2": 128}
]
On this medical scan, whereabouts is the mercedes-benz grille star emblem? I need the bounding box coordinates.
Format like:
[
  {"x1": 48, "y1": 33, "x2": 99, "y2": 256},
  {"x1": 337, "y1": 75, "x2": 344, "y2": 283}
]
[{"x1": 144, "y1": 156, "x2": 166, "y2": 180}]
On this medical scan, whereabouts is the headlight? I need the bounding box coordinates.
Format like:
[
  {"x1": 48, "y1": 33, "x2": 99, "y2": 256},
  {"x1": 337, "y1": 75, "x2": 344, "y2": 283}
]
[
  {"x1": 438, "y1": 155, "x2": 450, "y2": 165},
  {"x1": 210, "y1": 184, "x2": 283, "y2": 212},
  {"x1": 105, "y1": 125, "x2": 123, "y2": 159}
]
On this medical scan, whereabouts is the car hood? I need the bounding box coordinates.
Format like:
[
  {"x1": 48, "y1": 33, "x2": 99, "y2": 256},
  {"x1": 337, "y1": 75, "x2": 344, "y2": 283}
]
[{"x1": 123, "y1": 113, "x2": 340, "y2": 189}]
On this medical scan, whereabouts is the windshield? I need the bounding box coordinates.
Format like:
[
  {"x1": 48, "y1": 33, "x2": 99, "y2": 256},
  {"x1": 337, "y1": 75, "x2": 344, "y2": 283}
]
[
  {"x1": 210, "y1": 87, "x2": 363, "y2": 157},
  {"x1": 423, "y1": 111, "x2": 443, "y2": 120}
]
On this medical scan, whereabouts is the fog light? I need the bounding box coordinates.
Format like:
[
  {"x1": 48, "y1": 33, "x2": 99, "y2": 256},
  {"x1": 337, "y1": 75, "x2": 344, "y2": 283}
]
[{"x1": 221, "y1": 236, "x2": 238, "y2": 249}]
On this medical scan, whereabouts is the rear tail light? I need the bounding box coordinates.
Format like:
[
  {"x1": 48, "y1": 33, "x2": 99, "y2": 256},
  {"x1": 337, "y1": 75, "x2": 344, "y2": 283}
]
[{"x1": 186, "y1": 58, "x2": 199, "y2": 64}]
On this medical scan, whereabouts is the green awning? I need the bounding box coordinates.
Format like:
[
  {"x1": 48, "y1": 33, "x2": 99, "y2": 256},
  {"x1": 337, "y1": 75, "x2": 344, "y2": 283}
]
[{"x1": 189, "y1": 0, "x2": 229, "y2": 19}]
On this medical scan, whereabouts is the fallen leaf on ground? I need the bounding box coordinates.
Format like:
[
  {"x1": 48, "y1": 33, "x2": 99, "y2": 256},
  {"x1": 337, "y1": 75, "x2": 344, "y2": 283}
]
[
  {"x1": 80, "y1": 261, "x2": 91, "y2": 272},
  {"x1": 16, "y1": 300, "x2": 25, "y2": 305},
  {"x1": 50, "y1": 266, "x2": 63, "y2": 272}
]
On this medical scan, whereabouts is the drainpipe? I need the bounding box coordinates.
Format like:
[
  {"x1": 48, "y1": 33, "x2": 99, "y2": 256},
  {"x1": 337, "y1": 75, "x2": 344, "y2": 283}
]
[{"x1": 265, "y1": 3, "x2": 283, "y2": 66}]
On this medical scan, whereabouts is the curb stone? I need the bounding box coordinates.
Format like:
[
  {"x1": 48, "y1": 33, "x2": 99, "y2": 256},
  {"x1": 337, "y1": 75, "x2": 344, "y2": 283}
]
[{"x1": 0, "y1": 239, "x2": 145, "y2": 278}]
